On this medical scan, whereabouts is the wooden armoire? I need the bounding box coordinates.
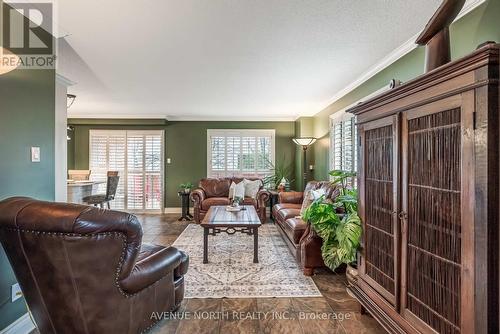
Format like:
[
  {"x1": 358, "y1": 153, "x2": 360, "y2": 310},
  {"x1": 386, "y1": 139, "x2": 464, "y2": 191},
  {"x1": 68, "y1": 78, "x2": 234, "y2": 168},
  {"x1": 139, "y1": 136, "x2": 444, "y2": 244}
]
[{"x1": 347, "y1": 43, "x2": 499, "y2": 334}]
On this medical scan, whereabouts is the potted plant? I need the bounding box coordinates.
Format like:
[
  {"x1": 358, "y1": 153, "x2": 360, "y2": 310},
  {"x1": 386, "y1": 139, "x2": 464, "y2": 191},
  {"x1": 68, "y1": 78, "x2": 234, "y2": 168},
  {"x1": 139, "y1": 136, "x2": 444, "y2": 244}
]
[
  {"x1": 262, "y1": 156, "x2": 294, "y2": 190},
  {"x1": 179, "y1": 182, "x2": 193, "y2": 194},
  {"x1": 302, "y1": 170, "x2": 361, "y2": 282}
]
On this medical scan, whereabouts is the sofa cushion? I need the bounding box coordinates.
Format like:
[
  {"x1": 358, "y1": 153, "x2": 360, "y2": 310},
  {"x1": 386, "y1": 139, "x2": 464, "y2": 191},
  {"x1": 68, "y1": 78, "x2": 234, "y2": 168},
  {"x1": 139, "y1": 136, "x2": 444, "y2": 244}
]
[
  {"x1": 242, "y1": 197, "x2": 257, "y2": 207},
  {"x1": 283, "y1": 217, "x2": 307, "y2": 244},
  {"x1": 201, "y1": 197, "x2": 230, "y2": 210},
  {"x1": 276, "y1": 208, "x2": 300, "y2": 223},
  {"x1": 199, "y1": 178, "x2": 231, "y2": 197},
  {"x1": 272, "y1": 203, "x2": 301, "y2": 217}
]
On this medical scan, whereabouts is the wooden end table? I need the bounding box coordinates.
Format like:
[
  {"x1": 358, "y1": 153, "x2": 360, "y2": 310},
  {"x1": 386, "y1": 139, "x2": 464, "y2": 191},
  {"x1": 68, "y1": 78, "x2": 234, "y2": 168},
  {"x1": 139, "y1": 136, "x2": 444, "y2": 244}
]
[
  {"x1": 177, "y1": 191, "x2": 193, "y2": 221},
  {"x1": 200, "y1": 205, "x2": 261, "y2": 264}
]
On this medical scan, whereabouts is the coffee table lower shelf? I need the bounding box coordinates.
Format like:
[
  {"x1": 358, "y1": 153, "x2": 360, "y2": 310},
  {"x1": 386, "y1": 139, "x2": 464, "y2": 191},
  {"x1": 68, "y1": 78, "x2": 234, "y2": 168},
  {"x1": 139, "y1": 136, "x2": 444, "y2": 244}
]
[{"x1": 200, "y1": 205, "x2": 262, "y2": 264}]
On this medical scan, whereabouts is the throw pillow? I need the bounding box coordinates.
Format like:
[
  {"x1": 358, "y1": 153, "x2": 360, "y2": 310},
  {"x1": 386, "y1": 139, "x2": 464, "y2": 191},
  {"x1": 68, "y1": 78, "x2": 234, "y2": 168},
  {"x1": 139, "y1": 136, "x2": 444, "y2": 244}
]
[
  {"x1": 299, "y1": 188, "x2": 325, "y2": 216},
  {"x1": 243, "y1": 179, "x2": 261, "y2": 199},
  {"x1": 228, "y1": 181, "x2": 245, "y2": 200}
]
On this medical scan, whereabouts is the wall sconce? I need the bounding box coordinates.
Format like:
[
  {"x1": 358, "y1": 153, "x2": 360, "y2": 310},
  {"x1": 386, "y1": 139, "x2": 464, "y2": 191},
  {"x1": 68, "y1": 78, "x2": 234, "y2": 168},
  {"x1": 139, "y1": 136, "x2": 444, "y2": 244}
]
[
  {"x1": 67, "y1": 94, "x2": 76, "y2": 109},
  {"x1": 67, "y1": 126, "x2": 74, "y2": 141}
]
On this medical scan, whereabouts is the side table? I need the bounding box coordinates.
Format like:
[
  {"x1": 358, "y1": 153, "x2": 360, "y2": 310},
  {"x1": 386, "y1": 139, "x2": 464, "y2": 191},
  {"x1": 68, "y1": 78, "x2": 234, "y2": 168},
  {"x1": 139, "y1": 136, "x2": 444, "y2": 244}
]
[
  {"x1": 268, "y1": 190, "x2": 280, "y2": 221},
  {"x1": 178, "y1": 191, "x2": 193, "y2": 221}
]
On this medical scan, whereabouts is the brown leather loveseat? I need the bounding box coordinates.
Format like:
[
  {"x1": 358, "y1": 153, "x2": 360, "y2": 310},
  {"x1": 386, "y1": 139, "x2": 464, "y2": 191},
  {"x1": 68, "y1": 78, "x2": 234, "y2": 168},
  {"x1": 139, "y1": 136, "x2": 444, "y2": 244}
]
[
  {"x1": 190, "y1": 177, "x2": 270, "y2": 223},
  {"x1": 273, "y1": 181, "x2": 339, "y2": 276},
  {"x1": 0, "y1": 197, "x2": 189, "y2": 334}
]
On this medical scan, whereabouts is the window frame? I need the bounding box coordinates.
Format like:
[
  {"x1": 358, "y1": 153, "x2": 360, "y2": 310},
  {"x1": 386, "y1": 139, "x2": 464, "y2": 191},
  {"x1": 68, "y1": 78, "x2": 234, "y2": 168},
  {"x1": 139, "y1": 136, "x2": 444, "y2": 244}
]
[{"x1": 206, "y1": 129, "x2": 276, "y2": 178}]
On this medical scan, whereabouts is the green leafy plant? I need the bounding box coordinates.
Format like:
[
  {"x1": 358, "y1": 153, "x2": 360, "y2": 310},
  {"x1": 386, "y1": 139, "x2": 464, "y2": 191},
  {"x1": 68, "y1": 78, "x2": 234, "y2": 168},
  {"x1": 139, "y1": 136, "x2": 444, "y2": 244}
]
[
  {"x1": 179, "y1": 182, "x2": 193, "y2": 192},
  {"x1": 302, "y1": 170, "x2": 361, "y2": 271},
  {"x1": 262, "y1": 156, "x2": 294, "y2": 189},
  {"x1": 232, "y1": 196, "x2": 243, "y2": 206}
]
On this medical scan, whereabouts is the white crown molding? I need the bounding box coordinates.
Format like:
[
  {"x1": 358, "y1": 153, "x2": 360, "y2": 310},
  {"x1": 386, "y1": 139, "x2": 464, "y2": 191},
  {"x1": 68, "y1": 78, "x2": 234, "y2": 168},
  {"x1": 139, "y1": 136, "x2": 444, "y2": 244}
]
[
  {"x1": 67, "y1": 113, "x2": 167, "y2": 120},
  {"x1": 56, "y1": 73, "x2": 76, "y2": 86},
  {"x1": 165, "y1": 115, "x2": 297, "y2": 122},
  {"x1": 0, "y1": 313, "x2": 35, "y2": 334},
  {"x1": 314, "y1": 0, "x2": 486, "y2": 117},
  {"x1": 67, "y1": 113, "x2": 297, "y2": 122}
]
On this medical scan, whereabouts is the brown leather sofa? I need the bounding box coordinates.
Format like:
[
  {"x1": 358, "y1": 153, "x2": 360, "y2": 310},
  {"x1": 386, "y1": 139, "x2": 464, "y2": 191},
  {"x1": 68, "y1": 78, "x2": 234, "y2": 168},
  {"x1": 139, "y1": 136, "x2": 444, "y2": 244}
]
[
  {"x1": 190, "y1": 177, "x2": 270, "y2": 223},
  {"x1": 272, "y1": 181, "x2": 339, "y2": 276},
  {"x1": 0, "y1": 197, "x2": 189, "y2": 334}
]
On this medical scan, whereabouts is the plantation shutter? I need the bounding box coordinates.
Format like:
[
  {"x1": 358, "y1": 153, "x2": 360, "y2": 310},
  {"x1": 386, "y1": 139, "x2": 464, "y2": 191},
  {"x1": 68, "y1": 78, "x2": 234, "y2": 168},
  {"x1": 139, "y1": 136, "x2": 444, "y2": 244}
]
[
  {"x1": 89, "y1": 130, "x2": 163, "y2": 210},
  {"x1": 207, "y1": 130, "x2": 275, "y2": 178},
  {"x1": 330, "y1": 116, "x2": 357, "y2": 186}
]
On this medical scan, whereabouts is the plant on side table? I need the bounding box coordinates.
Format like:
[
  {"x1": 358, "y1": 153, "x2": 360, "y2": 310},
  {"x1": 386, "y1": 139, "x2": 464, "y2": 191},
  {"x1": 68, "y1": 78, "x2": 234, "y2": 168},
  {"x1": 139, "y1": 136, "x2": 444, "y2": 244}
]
[
  {"x1": 302, "y1": 170, "x2": 361, "y2": 277},
  {"x1": 179, "y1": 182, "x2": 193, "y2": 194},
  {"x1": 262, "y1": 156, "x2": 294, "y2": 190}
]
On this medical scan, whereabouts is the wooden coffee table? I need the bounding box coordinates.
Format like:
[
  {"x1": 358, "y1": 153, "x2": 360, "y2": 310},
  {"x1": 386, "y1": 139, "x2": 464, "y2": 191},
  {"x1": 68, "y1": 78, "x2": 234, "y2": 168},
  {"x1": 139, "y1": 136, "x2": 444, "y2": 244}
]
[{"x1": 201, "y1": 205, "x2": 261, "y2": 264}]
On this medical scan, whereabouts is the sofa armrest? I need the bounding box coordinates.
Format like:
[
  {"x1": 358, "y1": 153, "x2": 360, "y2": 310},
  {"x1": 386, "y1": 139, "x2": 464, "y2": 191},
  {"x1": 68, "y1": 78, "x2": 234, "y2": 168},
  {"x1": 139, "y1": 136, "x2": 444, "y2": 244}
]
[
  {"x1": 256, "y1": 189, "x2": 270, "y2": 208},
  {"x1": 278, "y1": 191, "x2": 304, "y2": 204},
  {"x1": 120, "y1": 246, "x2": 184, "y2": 294},
  {"x1": 190, "y1": 188, "x2": 206, "y2": 205}
]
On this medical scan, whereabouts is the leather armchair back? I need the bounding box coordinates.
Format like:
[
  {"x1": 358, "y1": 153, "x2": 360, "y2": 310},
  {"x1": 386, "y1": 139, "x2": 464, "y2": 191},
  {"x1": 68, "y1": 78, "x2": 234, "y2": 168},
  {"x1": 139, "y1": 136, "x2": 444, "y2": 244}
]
[
  {"x1": 199, "y1": 178, "x2": 232, "y2": 197},
  {"x1": 0, "y1": 197, "x2": 187, "y2": 334}
]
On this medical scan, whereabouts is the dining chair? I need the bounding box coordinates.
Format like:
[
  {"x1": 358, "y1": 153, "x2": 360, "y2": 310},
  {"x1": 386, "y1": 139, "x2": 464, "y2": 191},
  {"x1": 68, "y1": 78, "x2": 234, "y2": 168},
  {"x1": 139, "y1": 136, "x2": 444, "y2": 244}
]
[{"x1": 83, "y1": 171, "x2": 120, "y2": 209}]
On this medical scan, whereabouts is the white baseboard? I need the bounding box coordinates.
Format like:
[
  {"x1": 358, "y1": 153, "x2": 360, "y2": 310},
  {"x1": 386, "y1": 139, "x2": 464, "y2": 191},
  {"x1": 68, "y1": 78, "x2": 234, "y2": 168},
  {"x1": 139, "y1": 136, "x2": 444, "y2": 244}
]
[
  {"x1": 164, "y1": 207, "x2": 182, "y2": 214},
  {"x1": 0, "y1": 313, "x2": 35, "y2": 334}
]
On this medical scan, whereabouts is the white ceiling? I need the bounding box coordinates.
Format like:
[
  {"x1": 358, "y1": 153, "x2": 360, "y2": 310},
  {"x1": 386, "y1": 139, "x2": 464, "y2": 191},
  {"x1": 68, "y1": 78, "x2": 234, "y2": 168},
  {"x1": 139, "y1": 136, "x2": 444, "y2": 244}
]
[{"x1": 57, "y1": 0, "x2": 442, "y2": 120}]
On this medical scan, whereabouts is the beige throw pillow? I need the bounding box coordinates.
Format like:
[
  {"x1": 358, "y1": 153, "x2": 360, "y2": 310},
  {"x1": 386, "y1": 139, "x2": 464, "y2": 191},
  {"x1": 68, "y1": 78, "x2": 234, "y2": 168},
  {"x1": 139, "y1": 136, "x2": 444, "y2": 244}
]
[
  {"x1": 228, "y1": 181, "x2": 245, "y2": 199},
  {"x1": 243, "y1": 179, "x2": 261, "y2": 199},
  {"x1": 300, "y1": 188, "x2": 325, "y2": 216}
]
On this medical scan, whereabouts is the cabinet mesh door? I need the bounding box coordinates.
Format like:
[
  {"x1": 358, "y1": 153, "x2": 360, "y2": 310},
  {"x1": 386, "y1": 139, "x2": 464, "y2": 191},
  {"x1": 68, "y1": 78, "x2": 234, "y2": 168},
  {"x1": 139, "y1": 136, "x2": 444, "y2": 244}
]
[
  {"x1": 406, "y1": 108, "x2": 461, "y2": 333},
  {"x1": 364, "y1": 125, "x2": 395, "y2": 296}
]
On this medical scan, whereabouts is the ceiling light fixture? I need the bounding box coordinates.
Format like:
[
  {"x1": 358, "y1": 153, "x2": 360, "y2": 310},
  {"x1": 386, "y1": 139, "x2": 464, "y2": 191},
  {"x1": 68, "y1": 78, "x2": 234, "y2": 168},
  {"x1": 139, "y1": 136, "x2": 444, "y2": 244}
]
[
  {"x1": 67, "y1": 94, "x2": 76, "y2": 108},
  {"x1": 0, "y1": 47, "x2": 20, "y2": 75}
]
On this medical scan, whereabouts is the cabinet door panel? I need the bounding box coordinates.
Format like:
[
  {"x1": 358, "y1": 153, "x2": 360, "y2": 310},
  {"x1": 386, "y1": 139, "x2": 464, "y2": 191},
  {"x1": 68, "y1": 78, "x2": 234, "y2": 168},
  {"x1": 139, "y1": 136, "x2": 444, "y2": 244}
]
[
  {"x1": 401, "y1": 98, "x2": 463, "y2": 334},
  {"x1": 359, "y1": 116, "x2": 399, "y2": 306}
]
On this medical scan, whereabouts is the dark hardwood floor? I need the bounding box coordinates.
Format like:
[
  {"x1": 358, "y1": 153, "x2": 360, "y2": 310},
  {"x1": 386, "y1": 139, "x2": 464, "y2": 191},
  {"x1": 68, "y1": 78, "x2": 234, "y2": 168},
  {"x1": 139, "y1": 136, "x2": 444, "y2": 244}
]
[
  {"x1": 139, "y1": 213, "x2": 385, "y2": 334},
  {"x1": 29, "y1": 213, "x2": 384, "y2": 334}
]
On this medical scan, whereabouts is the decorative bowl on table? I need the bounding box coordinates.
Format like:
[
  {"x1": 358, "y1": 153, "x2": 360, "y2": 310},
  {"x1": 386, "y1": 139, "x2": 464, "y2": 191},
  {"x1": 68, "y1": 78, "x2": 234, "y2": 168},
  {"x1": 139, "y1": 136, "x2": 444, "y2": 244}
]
[{"x1": 226, "y1": 205, "x2": 242, "y2": 212}]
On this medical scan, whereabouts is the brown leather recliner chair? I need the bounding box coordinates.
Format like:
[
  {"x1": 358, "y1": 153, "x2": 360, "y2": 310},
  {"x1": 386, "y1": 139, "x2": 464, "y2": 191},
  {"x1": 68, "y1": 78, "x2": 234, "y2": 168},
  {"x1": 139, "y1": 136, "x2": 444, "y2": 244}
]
[
  {"x1": 273, "y1": 181, "x2": 340, "y2": 276},
  {"x1": 190, "y1": 177, "x2": 270, "y2": 223},
  {"x1": 0, "y1": 197, "x2": 189, "y2": 334}
]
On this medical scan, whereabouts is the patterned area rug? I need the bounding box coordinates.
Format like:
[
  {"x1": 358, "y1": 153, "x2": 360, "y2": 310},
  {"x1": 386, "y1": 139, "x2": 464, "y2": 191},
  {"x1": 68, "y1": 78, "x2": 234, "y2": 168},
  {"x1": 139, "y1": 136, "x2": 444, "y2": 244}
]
[{"x1": 172, "y1": 223, "x2": 322, "y2": 298}]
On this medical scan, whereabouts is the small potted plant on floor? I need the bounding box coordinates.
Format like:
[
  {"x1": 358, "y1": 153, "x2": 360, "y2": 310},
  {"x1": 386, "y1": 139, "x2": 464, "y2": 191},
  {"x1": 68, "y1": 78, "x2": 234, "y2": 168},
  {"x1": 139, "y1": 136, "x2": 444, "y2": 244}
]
[
  {"x1": 302, "y1": 170, "x2": 361, "y2": 283},
  {"x1": 179, "y1": 182, "x2": 193, "y2": 194}
]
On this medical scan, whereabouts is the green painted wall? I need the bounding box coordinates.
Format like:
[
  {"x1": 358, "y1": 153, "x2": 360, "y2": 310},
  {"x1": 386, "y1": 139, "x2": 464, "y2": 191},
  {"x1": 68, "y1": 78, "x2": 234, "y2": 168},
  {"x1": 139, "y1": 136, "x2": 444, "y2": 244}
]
[
  {"x1": 0, "y1": 68, "x2": 55, "y2": 329},
  {"x1": 312, "y1": 0, "x2": 500, "y2": 181},
  {"x1": 67, "y1": 120, "x2": 296, "y2": 207}
]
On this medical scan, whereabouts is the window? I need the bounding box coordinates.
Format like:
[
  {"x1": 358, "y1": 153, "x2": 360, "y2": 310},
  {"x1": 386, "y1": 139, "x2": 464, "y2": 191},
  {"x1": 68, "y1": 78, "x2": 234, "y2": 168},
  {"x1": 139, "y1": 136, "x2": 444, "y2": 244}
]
[
  {"x1": 207, "y1": 129, "x2": 275, "y2": 178},
  {"x1": 330, "y1": 115, "x2": 357, "y2": 175},
  {"x1": 329, "y1": 84, "x2": 393, "y2": 184},
  {"x1": 89, "y1": 130, "x2": 164, "y2": 210}
]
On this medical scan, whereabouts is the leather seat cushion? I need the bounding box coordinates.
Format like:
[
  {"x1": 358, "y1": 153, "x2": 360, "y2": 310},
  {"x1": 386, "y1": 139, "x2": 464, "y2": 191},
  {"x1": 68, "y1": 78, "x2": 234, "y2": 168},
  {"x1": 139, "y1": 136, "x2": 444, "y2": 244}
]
[
  {"x1": 276, "y1": 208, "x2": 300, "y2": 223},
  {"x1": 201, "y1": 197, "x2": 230, "y2": 210},
  {"x1": 272, "y1": 203, "x2": 301, "y2": 217},
  {"x1": 283, "y1": 217, "x2": 307, "y2": 244},
  {"x1": 242, "y1": 197, "x2": 257, "y2": 207}
]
